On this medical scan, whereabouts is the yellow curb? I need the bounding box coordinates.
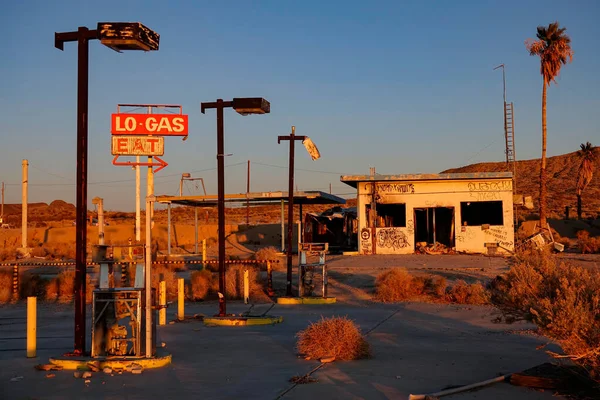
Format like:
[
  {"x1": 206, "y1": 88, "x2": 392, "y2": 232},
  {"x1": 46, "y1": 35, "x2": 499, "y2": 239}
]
[
  {"x1": 203, "y1": 315, "x2": 283, "y2": 326},
  {"x1": 302, "y1": 297, "x2": 337, "y2": 304},
  {"x1": 277, "y1": 297, "x2": 337, "y2": 305},
  {"x1": 49, "y1": 353, "x2": 172, "y2": 370}
]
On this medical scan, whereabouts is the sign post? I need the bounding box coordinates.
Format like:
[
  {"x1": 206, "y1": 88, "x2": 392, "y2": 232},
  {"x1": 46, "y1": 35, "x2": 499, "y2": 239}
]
[{"x1": 111, "y1": 104, "x2": 188, "y2": 357}]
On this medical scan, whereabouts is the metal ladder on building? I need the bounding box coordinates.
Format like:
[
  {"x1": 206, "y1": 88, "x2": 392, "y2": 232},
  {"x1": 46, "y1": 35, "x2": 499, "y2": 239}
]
[{"x1": 505, "y1": 102, "x2": 515, "y2": 163}]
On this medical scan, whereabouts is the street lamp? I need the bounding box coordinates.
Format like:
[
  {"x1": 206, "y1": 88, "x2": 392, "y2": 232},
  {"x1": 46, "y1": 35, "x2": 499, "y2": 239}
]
[
  {"x1": 201, "y1": 98, "x2": 270, "y2": 316},
  {"x1": 55, "y1": 22, "x2": 159, "y2": 355},
  {"x1": 278, "y1": 127, "x2": 321, "y2": 297}
]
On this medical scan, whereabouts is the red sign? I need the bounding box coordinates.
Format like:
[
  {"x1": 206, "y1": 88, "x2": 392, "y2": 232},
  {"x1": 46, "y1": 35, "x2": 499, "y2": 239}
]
[
  {"x1": 111, "y1": 136, "x2": 164, "y2": 156},
  {"x1": 111, "y1": 114, "x2": 188, "y2": 136}
]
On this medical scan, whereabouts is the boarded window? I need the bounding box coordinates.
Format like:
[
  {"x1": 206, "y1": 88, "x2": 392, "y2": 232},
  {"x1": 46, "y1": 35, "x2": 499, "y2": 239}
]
[
  {"x1": 376, "y1": 204, "x2": 406, "y2": 227},
  {"x1": 460, "y1": 201, "x2": 503, "y2": 226}
]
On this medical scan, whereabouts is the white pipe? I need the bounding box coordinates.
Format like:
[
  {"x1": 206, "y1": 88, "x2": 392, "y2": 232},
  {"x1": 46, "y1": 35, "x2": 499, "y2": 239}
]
[
  {"x1": 408, "y1": 374, "x2": 509, "y2": 400},
  {"x1": 21, "y1": 159, "x2": 28, "y2": 249},
  {"x1": 136, "y1": 156, "x2": 141, "y2": 241}
]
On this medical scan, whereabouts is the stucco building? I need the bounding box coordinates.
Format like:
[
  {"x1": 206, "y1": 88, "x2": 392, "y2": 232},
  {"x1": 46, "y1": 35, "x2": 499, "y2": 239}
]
[{"x1": 340, "y1": 172, "x2": 514, "y2": 255}]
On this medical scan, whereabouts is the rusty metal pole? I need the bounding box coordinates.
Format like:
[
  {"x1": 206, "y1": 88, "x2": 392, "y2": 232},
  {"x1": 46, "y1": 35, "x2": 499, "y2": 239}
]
[
  {"x1": 74, "y1": 27, "x2": 90, "y2": 355},
  {"x1": 286, "y1": 128, "x2": 296, "y2": 296},
  {"x1": 217, "y1": 100, "x2": 227, "y2": 316}
]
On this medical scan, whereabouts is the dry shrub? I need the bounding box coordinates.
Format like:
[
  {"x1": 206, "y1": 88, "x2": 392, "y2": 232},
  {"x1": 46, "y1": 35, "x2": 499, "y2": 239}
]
[
  {"x1": 491, "y1": 248, "x2": 600, "y2": 379},
  {"x1": 20, "y1": 271, "x2": 48, "y2": 299},
  {"x1": 0, "y1": 248, "x2": 17, "y2": 262},
  {"x1": 44, "y1": 243, "x2": 76, "y2": 260},
  {"x1": 189, "y1": 270, "x2": 214, "y2": 301},
  {"x1": 152, "y1": 264, "x2": 179, "y2": 301},
  {"x1": 577, "y1": 230, "x2": 600, "y2": 254},
  {"x1": 375, "y1": 269, "x2": 424, "y2": 302},
  {"x1": 425, "y1": 275, "x2": 448, "y2": 297},
  {"x1": 225, "y1": 264, "x2": 268, "y2": 302},
  {"x1": 0, "y1": 271, "x2": 12, "y2": 303},
  {"x1": 447, "y1": 280, "x2": 489, "y2": 305},
  {"x1": 296, "y1": 316, "x2": 370, "y2": 361},
  {"x1": 46, "y1": 270, "x2": 94, "y2": 303},
  {"x1": 30, "y1": 245, "x2": 49, "y2": 258},
  {"x1": 253, "y1": 246, "x2": 283, "y2": 271}
]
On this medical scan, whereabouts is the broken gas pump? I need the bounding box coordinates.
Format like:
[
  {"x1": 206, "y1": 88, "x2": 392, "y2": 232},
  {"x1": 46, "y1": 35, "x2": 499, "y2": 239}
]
[{"x1": 90, "y1": 244, "x2": 156, "y2": 358}]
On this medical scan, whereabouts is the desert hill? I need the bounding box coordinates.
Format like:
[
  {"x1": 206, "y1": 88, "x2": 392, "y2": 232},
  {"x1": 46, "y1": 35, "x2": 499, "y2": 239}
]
[{"x1": 442, "y1": 148, "x2": 600, "y2": 219}]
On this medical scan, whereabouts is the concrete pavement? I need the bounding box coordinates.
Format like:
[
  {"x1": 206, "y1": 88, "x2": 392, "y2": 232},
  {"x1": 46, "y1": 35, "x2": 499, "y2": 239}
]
[{"x1": 0, "y1": 300, "x2": 563, "y2": 400}]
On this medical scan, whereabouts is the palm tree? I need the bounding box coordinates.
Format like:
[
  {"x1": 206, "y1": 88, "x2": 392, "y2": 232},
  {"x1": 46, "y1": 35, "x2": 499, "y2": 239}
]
[
  {"x1": 576, "y1": 142, "x2": 597, "y2": 219},
  {"x1": 526, "y1": 22, "x2": 573, "y2": 229}
]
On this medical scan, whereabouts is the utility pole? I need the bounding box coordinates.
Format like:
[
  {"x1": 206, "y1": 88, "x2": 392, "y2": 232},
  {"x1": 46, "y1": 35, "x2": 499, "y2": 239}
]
[
  {"x1": 21, "y1": 160, "x2": 28, "y2": 249},
  {"x1": 246, "y1": 160, "x2": 250, "y2": 226},
  {"x1": 278, "y1": 127, "x2": 306, "y2": 297},
  {"x1": 1, "y1": 181, "x2": 4, "y2": 223}
]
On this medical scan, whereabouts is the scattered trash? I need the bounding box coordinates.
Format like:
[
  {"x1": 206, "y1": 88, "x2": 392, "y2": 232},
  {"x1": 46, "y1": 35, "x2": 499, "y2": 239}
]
[
  {"x1": 73, "y1": 372, "x2": 83, "y2": 379},
  {"x1": 289, "y1": 375, "x2": 318, "y2": 384},
  {"x1": 10, "y1": 376, "x2": 24, "y2": 382},
  {"x1": 396, "y1": 375, "x2": 402, "y2": 379},
  {"x1": 84, "y1": 379, "x2": 91, "y2": 384},
  {"x1": 161, "y1": 342, "x2": 166, "y2": 348},
  {"x1": 103, "y1": 367, "x2": 112, "y2": 374},
  {"x1": 46, "y1": 373, "x2": 55, "y2": 379},
  {"x1": 35, "y1": 364, "x2": 63, "y2": 371},
  {"x1": 415, "y1": 242, "x2": 454, "y2": 255},
  {"x1": 320, "y1": 356, "x2": 335, "y2": 363},
  {"x1": 82, "y1": 372, "x2": 92, "y2": 379},
  {"x1": 87, "y1": 362, "x2": 100, "y2": 372}
]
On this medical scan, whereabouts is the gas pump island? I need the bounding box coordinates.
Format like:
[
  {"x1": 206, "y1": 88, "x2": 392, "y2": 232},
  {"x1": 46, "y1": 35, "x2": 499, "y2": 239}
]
[{"x1": 92, "y1": 104, "x2": 188, "y2": 360}]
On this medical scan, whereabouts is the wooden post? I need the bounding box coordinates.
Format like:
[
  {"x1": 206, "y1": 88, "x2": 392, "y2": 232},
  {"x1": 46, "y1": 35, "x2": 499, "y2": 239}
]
[{"x1": 159, "y1": 281, "x2": 166, "y2": 326}]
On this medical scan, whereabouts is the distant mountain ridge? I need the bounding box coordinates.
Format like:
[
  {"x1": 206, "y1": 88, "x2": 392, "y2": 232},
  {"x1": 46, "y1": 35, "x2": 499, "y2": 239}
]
[{"x1": 442, "y1": 148, "x2": 600, "y2": 219}]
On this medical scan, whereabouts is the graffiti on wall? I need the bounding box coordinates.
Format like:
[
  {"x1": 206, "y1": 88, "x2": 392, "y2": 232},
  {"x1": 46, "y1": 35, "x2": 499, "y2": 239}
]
[
  {"x1": 377, "y1": 228, "x2": 409, "y2": 250},
  {"x1": 377, "y1": 183, "x2": 415, "y2": 194},
  {"x1": 484, "y1": 227, "x2": 513, "y2": 247},
  {"x1": 469, "y1": 191, "x2": 500, "y2": 201},
  {"x1": 467, "y1": 181, "x2": 512, "y2": 192},
  {"x1": 360, "y1": 228, "x2": 372, "y2": 255}
]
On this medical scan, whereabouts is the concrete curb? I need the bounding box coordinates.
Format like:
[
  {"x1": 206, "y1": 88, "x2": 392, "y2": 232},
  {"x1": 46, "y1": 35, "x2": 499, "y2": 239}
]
[
  {"x1": 203, "y1": 315, "x2": 283, "y2": 326},
  {"x1": 276, "y1": 297, "x2": 337, "y2": 305},
  {"x1": 49, "y1": 352, "x2": 172, "y2": 370}
]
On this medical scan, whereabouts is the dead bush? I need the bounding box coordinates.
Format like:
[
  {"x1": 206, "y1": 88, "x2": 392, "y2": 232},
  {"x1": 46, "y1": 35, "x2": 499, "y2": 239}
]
[
  {"x1": 46, "y1": 270, "x2": 94, "y2": 303},
  {"x1": 0, "y1": 248, "x2": 17, "y2": 262},
  {"x1": 425, "y1": 275, "x2": 448, "y2": 298},
  {"x1": 20, "y1": 271, "x2": 48, "y2": 299},
  {"x1": 375, "y1": 269, "x2": 424, "y2": 302},
  {"x1": 189, "y1": 270, "x2": 214, "y2": 301},
  {"x1": 0, "y1": 271, "x2": 12, "y2": 303},
  {"x1": 447, "y1": 280, "x2": 489, "y2": 305},
  {"x1": 296, "y1": 316, "x2": 370, "y2": 361},
  {"x1": 253, "y1": 246, "x2": 283, "y2": 271},
  {"x1": 152, "y1": 264, "x2": 179, "y2": 302},
  {"x1": 492, "y1": 249, "x2": 600, "y2": 379},
  {"x1": 225, "y1": 264, "x2": 269, "y2": 302},
  {"x1": 577, "y1": 230, "x2": 600, "y2": 254}
]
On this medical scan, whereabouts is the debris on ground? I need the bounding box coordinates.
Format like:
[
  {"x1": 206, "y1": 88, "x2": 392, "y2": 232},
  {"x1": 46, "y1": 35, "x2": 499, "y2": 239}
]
[
  {"x1": 46, "y1": 373, "x2": 55, "y2": 379},
  {"x1": 320, "y1": 356, "x2": 335, "y2": 363},
  {"x1": 82, "y1": 371, "x2": 92, "y2": 379},
  {"x1": 10, "y1": 376, "x2": 24, "y2": 382},
  {"x1": 289, "y1": 375, "x2": 318, "y2": 384},
  {"x1": 103, "y1": 367, "x2": 112, "y2": 374},
  {"x1": 87, "y1": 362, "x2": 100, "y2": 372},
  {"x1": 509, "y1": 363, "x2": 600, "y2": 399},
  {"x1": 415, "y1": 242, "x2": 455, "y2": 255},
  {"x1": 84, "y1": 379, "x2": 91, "y2": 384},
  {"x1": 35, "y1": 364, "x2": 63, "y2": 371}
]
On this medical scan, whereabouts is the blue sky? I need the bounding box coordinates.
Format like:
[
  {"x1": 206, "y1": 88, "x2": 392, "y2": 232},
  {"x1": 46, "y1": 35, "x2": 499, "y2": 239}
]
[{"x1": 1, "y1": 0, "x2": 598, "y2": 211}]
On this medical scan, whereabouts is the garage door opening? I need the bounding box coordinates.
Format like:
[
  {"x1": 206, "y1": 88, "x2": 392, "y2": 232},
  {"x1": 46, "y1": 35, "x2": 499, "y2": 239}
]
[{"x1": 414, "y1": 207, "x2": 455, "y2": 247}]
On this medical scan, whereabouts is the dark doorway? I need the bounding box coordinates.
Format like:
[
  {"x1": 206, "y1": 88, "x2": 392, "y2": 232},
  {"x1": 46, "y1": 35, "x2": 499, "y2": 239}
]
[{"x1": 414, "y1": 207, "x2": 455, "y2": 247}]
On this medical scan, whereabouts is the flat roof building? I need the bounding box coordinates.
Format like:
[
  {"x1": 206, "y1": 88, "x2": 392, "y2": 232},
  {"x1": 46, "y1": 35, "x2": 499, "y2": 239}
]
[{"x1": 341, "y1": 172, "x2": 514, "y2": 255}]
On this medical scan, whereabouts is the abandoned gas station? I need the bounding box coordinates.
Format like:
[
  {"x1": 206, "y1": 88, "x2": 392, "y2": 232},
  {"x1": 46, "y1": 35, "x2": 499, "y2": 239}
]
[{"x1": 341, "y1": 172, "x2": 515, "y2": 255}]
